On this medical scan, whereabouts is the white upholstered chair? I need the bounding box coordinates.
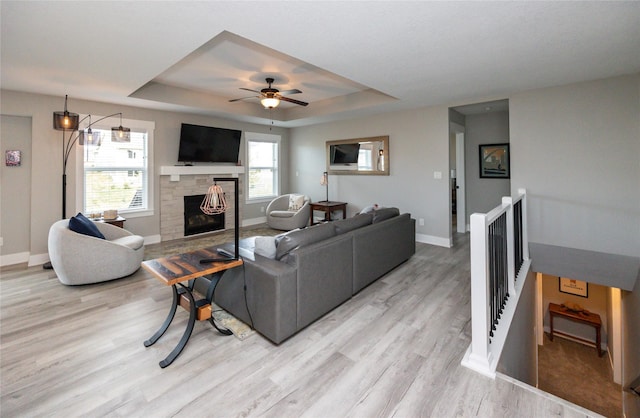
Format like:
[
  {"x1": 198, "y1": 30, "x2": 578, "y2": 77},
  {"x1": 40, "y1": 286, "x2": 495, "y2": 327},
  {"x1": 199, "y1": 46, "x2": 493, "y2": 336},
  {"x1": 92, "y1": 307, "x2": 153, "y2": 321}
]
[
  {"x1": 48, "y1": 219, "x2": 144, "y2": 285},
  {"x1": 266, "y1": 194, "x2": 310, "y2": 231}
]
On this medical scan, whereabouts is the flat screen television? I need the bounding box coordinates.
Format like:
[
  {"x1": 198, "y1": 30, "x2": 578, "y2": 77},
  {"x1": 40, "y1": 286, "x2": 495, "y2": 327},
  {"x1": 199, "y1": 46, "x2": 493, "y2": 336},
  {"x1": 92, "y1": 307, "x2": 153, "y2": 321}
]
[
  {"x1": 178, "y1": 123, "x2": 242, "y2": 163},
  {"x1": 330, "y1": 143, "x2": 361, "y2": 164}
]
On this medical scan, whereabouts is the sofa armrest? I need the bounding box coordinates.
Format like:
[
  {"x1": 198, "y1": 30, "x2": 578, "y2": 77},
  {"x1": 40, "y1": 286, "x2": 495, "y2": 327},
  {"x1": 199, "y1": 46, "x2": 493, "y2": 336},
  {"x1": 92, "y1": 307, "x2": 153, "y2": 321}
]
[{"x1": 214, "y1": 256, "x2": 298, "y2": 344}]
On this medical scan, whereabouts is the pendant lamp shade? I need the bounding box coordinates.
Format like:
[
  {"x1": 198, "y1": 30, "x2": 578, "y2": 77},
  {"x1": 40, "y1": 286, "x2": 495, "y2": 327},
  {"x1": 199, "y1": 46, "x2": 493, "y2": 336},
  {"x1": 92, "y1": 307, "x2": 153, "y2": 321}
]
[{"x1": 53, "y1": 95, "x2": 79, "y2": 131}]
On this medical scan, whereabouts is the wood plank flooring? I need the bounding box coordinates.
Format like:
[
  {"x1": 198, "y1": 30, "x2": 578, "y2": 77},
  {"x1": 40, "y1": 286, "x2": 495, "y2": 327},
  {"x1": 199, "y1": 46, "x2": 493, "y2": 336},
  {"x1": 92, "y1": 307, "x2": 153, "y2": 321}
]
[{"x1": 1, "y1": 232, "x2": 600, "y2": 417}]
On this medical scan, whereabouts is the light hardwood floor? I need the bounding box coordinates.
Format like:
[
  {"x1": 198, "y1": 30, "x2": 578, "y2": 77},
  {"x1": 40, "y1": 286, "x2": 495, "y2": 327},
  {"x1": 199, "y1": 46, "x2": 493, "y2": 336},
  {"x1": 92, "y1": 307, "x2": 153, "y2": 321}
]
[{"x1": 1, "y1": 232, "x2": 600, "y2": 417}]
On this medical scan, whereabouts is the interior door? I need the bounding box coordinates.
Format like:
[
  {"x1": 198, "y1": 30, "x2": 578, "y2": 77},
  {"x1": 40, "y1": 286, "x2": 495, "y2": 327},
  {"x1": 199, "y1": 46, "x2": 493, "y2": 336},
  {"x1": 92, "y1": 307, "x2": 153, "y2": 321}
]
[{"x1": 455, "y1": 131, "x2": 466, "y2": 233}]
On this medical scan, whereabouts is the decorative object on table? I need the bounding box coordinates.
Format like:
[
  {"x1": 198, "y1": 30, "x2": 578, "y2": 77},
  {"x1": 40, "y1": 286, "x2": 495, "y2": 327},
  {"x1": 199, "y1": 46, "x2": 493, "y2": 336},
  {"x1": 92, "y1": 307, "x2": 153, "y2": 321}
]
[
  {"x1": 5, "y1": 150, "x2": 21, "y2": 166},
  {"x1": 561, "y1": 301, "x2": 586, "y2": 313},
  {"x1": 200, "y1": 177, "x2": 239, "y2": 260},
  {"x1": 52, "y1": 94, "x2": 131, "y2": 219},
  {"x1": 559, "y1": 276, "x2": 589, "y2": 297},
  {"x1": 320, "y1": 171, "x2": 329, "y2": 202},
  {"x1": 479, "y1": 143, "x2": 510, "y2": 178},
  {"x1": 103, "y1": 209, "x2": 118, "y2": 220}
]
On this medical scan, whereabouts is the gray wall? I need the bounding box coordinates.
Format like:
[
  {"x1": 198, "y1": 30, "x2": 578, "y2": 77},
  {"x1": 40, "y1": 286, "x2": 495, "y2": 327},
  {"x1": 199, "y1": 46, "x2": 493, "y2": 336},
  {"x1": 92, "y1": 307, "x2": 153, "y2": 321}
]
[
  {"x1": 497, "y1": 269, "x2": 537, "y2": 386},
  {"x1": 509, "y1": 74, "x2": 639, "y2": 258},
  {"x1": 289, "y1": 107, "x2": 452, "y2": 246},
  {"x1": 0, "y1": 115, "x2": 31, "y2": 257},
  {"x1": 465, "y1": 110, "x2": 511, "y2": 215},
  {"x1": 0, "y1": 89, "x2": 288, "y2": 264}
]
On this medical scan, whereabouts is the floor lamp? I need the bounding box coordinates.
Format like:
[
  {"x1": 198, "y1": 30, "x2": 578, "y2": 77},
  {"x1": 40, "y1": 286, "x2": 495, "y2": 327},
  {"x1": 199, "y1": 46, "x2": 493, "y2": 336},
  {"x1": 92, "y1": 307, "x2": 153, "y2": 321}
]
[
  {"x1": 53, "y1": 96, "x2": 131, "y2": 219},
  {"x1": 320, "y1": 171, "x2": 329, "y2": 202},
  {"x1": 200, "y1": 177, "x2": 240, "y2": 261},
  {"x1": 47, "y1": 96, "x2": 130, "y2": 269}
]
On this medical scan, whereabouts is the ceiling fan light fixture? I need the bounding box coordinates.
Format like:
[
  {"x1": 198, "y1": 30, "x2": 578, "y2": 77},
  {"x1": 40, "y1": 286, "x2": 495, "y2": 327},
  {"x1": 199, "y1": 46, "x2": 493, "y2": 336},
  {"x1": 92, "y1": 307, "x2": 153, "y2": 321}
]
[{"x1": 261, "y1": 97, "x2": 280, "y2": 109}]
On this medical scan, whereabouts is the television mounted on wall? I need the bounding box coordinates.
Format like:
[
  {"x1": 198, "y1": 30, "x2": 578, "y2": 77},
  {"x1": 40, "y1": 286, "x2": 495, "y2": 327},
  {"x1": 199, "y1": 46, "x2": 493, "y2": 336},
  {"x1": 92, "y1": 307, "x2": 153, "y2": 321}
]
[
  {"x1": 178, "y1": 123, "x2": 242, "y2": 163},
  {"x1": 330, "y1": 143, "x2": 360, "y2": 165}
]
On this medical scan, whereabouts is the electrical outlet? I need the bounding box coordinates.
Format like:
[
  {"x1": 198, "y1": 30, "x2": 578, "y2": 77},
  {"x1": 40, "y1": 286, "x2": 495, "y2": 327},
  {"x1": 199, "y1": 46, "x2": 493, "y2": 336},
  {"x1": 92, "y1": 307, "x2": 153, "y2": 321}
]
[
  {"x1": 433, "y1": 171, "x2": 442, "y2": 179},
  {"x1": 419, "y1": 218, "x2": 425, "y2": 226},
  {"x1": 260, "y1": 206, "x2": 265, "y2": 213}
]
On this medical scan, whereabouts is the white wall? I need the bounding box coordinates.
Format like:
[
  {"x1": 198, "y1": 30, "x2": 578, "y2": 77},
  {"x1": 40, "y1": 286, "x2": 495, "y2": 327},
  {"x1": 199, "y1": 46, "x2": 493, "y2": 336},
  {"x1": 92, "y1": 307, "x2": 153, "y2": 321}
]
[
  {"x1": 0, "y1": 89, "x2": 288, "y2": 265},
  {"x1": 289, "y1": 106, "x2": 452, "y2": 246},
  {"x1": 509, "y1": 74, "x2": 640, "y2": 258}
]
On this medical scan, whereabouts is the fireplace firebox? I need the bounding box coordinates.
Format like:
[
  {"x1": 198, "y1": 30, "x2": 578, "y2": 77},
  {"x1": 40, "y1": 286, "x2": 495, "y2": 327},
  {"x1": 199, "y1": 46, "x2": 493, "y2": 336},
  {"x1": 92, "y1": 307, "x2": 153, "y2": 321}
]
[{"x1": 183, "y1": 195, "x2": 224, "y2": 236}]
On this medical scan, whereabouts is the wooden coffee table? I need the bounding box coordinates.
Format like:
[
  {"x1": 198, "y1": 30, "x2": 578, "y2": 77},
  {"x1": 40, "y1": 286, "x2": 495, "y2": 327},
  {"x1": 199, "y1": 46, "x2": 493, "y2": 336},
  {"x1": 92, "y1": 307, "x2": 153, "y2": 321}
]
[{"x1": 142, "y1": 247, "x2": 242, "y2": 368}]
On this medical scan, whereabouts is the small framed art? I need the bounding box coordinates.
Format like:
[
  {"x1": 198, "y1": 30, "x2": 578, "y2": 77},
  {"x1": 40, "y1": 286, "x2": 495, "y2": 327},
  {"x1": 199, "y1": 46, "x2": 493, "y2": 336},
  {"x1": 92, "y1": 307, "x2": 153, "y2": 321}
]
[
  {"x1": 559, "y1": 277, "x2": 588, "y2": 298},
  {"x1": 479, "y1": 143, "x2": 510, "y2": 178},
  {"x1": 5, "y1": 150, "x2": 21, "y2": 166}
]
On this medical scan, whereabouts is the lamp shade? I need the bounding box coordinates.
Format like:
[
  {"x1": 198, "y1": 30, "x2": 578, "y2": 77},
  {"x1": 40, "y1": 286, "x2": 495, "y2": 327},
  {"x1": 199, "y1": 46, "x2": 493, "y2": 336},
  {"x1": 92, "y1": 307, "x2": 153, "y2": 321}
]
[
  {"x1": 111, "y1": 125, "x2": 131, "y2": 142},
  {"x1": 53, "y1": 95, "x2": 80, "y2": 131},
  {"x1": 261, "y1": 97, "x2": 280, "y2": 109}
]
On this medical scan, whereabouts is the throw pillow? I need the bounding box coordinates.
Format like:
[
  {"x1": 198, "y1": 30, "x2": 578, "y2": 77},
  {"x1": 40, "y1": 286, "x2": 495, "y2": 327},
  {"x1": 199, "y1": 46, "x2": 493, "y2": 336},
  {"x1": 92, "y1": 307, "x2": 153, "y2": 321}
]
[
  {"x1": 288, "y1": 194, "x2": 305, "y2": 211},
  {"x1": 334, "y1": 213, "x2": 373, "y2": 234},
  {"x1": 360, "y1": 204, "x2": 380, "y2": 214},
  {"x1": 68, "y1": 212, "x2": 106, "y2": 239},
  {"x1": 372, "y1": 207, "x2": 400, "y2": 223},
  {"x1": 254, "y1": 236, "x2": 277, "y2": 259},
  {"x1": 275, "y1": 222, "x2": 336, "y2": 260}
]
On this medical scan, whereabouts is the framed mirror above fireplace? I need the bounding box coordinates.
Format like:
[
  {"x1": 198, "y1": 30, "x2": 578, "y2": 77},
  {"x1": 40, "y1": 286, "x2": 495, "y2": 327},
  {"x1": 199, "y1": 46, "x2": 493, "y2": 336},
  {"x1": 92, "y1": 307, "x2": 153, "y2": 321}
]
[{"x1": 326, "y1": 135, "x2": 389, "y2": 176}]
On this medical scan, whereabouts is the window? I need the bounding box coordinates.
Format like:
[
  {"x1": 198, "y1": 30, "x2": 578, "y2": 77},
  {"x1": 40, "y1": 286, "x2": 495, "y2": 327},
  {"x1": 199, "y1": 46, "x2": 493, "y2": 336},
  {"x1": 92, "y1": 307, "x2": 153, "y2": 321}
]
[
  {"x1": 78, "y1": 116, "x2": 154, "y2": 216},
  {"x1": 246, "y1": 132, "x2": 280, "y2": 201}
]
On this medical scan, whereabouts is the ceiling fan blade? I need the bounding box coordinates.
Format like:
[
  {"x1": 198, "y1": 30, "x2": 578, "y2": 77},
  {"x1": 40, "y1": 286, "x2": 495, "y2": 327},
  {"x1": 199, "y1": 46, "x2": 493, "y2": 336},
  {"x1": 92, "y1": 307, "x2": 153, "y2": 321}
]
[
  {"x1": 239, "y1": 87, "x2": 261, "y2": 94},
  {"x1": 229, "y1": 95, "x2": 259, "y2": 102},
  {"x1": 280, "y1": 96, "x2": 309, "y2": 107},
  {"x1": 278, "y1": 89, "x2": 302, "y2": 95}
]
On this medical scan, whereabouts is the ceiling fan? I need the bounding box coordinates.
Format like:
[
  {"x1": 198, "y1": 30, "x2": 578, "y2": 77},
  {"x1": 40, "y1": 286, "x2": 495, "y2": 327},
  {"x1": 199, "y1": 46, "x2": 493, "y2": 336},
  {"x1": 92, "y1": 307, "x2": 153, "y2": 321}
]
[{"x1": 229, "y1": 77, "x2": 308, "y2": 109}]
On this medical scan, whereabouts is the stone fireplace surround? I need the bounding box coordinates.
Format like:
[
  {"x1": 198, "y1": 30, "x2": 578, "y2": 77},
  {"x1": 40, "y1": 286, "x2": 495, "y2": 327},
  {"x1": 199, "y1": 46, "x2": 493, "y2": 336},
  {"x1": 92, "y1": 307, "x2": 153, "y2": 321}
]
[{"x1": 159, "y1": 166, "x2": 243, "y2": 242}]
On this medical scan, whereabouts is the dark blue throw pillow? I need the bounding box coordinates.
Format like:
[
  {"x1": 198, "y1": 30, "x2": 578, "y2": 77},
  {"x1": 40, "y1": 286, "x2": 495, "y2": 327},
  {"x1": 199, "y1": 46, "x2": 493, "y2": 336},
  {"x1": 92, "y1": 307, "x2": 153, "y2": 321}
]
[{"x1": 69, "y1": 212, "x2": 106, "y2": 239}]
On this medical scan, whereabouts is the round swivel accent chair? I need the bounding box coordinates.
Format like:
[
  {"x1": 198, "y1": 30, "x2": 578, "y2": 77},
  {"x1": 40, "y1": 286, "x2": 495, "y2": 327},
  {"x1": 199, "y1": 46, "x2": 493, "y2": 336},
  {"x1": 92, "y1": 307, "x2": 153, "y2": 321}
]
[{"x1": 48, "y1": 219, "x2": 144, "y2": 285}]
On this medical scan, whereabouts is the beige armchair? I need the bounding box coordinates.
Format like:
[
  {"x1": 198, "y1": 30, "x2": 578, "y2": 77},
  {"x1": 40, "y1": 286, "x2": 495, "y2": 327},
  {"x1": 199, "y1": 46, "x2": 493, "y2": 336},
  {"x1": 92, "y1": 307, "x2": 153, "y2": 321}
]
[
  {"x1": 266, "y1": 194, "x2": 310, "y2": 230},
  {"x1": 48, "y1": 219, "x2": 144, "y2": 285}
]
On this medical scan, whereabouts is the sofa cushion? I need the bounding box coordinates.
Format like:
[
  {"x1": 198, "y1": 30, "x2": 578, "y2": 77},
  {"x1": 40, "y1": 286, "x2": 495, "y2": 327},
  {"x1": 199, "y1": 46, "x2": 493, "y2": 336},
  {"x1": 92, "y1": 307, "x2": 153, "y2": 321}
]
[
  {"x1": 270, "y1": 210, "x2": 296, "y2": 218},
  {"x1": 372, "y1": 207, "x2": 400, "y2": 223},
  {"x1": 254, "y1": 236, "x2": 277, "y2": 259},
  {"x1": 288, "y1": 194, "x2": 305, "y2": 211},
  {"x1": 68, "y1": 212, "x2": 106, "y2": 239},
  {"x1": 334, "y1": 213, "x2": 373, "y2": 234},
  {"x1": 275, "y1": 222, "x2": 336, "y2": 260}
]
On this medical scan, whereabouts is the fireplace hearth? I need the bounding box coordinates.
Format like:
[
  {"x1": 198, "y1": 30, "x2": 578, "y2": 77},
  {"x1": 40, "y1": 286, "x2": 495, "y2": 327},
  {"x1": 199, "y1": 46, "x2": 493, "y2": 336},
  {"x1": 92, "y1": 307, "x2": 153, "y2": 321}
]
[{"x1": 183, "y1": 194, "x2": 224, "y2": 236}]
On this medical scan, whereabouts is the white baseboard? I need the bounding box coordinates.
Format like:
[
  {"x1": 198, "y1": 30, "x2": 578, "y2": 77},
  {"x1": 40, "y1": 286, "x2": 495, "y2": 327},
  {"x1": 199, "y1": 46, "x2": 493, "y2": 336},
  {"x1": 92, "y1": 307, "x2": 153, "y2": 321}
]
[
  {"x1": 1, "y1": 251, "x2": 31, "y2": 267},
  {"x1": 242, "y1": 217, "x2": 267, "y2": 227},
  {"x1": 144, "y1": 234, "x2": 162, "y2": 245},
  {"x1": 416, "y1": 233, "x2": 451, "y2": 248}
]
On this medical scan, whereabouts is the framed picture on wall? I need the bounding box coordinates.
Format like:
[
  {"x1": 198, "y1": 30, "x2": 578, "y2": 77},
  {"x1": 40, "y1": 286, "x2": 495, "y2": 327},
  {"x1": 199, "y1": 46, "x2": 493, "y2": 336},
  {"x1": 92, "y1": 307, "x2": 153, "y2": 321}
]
[
  {"x1": 5, "y1": 150, "x2": 21, "y2": 166},
  {"x1": 479, "y1": 143, "x2": 510, "y2": 178},
  {"x1": 559, "y1": 277, "x2": 589, "y2": 298}
]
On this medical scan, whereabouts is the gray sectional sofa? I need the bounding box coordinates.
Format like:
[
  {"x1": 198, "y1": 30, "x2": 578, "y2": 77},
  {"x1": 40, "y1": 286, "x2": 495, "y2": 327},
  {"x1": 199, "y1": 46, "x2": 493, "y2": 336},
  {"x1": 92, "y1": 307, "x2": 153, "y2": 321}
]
[{"x1": 211, "y1": 208, "x2": 416, "y2": 344}]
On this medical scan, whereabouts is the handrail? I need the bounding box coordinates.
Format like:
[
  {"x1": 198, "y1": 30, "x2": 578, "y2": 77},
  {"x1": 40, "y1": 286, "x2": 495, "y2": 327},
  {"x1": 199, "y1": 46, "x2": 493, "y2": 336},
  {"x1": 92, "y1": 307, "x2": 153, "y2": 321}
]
[{"x1": 461, "y1": 188, "x2": 531, "y2": 378}]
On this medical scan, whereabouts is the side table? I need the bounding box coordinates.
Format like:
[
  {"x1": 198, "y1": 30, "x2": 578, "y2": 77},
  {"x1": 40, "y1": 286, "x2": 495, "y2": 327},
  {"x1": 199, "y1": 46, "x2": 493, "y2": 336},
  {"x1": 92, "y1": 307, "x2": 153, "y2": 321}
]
[
  {"x1": 310, "y1": 201, "x2": 347, "y2": 225},
  {"x1": 94, "y1": 215, "x2": 126, "y2": 228},
  {"x1": 549, "y1": 302, "x2": 603, "y2": 357},
  {"x1": 142, "y1": 248, "x2": 243, "y2": 367}
]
